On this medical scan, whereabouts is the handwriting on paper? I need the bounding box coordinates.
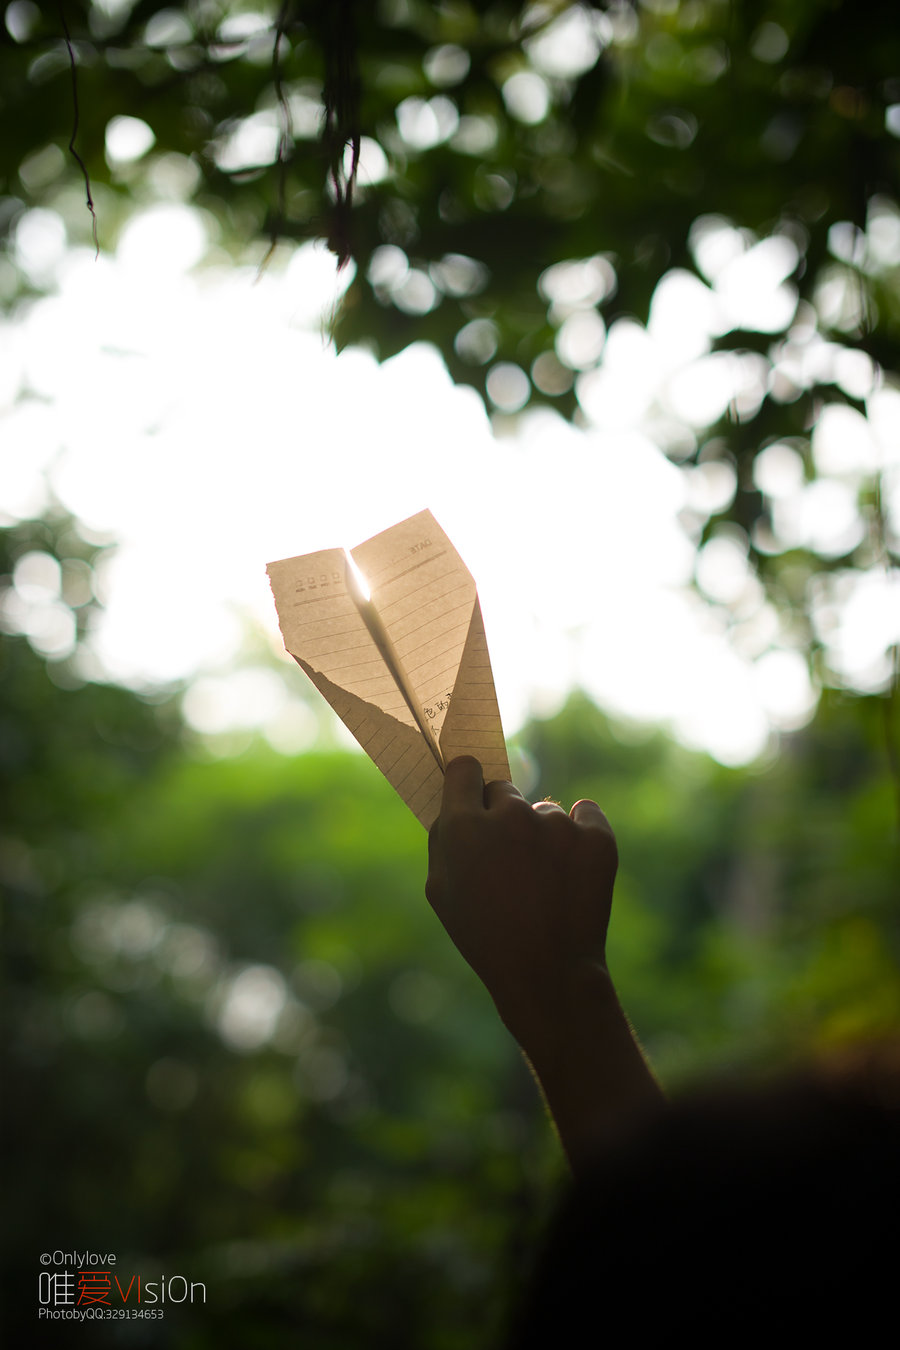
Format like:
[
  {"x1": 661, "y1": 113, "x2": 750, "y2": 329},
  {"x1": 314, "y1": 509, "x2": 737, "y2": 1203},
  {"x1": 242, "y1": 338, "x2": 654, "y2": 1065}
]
[{"x1": 267, "y1": 510, "x2": 510, "y2": 828}]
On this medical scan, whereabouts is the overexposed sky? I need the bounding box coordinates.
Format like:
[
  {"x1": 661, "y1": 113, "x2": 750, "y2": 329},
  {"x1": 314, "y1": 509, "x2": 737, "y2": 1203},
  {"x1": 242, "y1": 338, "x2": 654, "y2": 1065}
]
[{"x1": 3, "y1": 198, "x2": 898, "y2": 767}]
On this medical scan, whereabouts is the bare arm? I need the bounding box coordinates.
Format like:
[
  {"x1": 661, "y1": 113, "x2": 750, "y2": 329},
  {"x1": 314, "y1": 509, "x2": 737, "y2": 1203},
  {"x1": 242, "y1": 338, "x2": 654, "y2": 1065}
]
[{"x1": 425, "y1": 756, "x2": 665, "y2": 1174}]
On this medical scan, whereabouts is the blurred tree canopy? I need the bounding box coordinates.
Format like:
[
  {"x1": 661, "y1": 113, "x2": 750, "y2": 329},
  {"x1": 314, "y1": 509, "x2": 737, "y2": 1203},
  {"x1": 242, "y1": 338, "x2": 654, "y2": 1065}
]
[
  {"x1": 3, "y1": 512, "x2": 899, "y2": 1346},
  {"x1": 2, "y1": 0, "x2": 899, "y2": 700},
  {"x1": 3, "y1": 8, "x2": 899, "y2": 1342}
]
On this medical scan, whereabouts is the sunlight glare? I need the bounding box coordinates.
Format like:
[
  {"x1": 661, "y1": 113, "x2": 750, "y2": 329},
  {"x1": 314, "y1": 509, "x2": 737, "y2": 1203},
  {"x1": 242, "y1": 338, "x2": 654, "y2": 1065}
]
[
  {"x1": 105, "y1": 115, "x2": 156, "y2": 165},
  {"x1": 5, "y1": 204, "x2": 886, "y2": 768},
  {"x1": 753, "y1": 649, "x2": 817, "y2": 730},
  {"x1": 117, "y1": 204, "x2": 209, "y2": 274}
]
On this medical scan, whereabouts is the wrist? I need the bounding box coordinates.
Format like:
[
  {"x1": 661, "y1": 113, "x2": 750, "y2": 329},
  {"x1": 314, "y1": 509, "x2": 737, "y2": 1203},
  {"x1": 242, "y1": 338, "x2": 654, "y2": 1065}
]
[
  {"x1": 498, "y1": 958, "x2": 620, "y2": 1062},
  {"x1": 501, "y1": 961, "x2": 665, "y2": 1170}
]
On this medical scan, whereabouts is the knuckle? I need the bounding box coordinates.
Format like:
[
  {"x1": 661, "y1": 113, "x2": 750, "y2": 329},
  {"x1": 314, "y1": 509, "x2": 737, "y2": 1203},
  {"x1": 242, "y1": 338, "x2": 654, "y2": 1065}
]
[
  {"x1": 503, "y1": 798, "x2": 538, "y2": 839},
  {"x1": 537, "y1": 804, "x2": 576, "y2": 837}
]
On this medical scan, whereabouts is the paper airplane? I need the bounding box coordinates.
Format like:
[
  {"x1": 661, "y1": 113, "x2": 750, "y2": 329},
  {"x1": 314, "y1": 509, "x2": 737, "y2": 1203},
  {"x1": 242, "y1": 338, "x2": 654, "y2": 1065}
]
[{"x1": 267, "y1": 510, "x2": 510, "y2": 828}]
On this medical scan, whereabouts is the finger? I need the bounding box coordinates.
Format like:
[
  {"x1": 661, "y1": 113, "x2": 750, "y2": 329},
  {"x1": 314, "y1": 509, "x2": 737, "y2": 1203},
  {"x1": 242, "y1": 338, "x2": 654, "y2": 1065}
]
[
  {"x1": 483, "y1": 778, "x2": 525, "y2": 810},
  {"x1": 441, "y1": 756, "x2": 485, "y2": 814},
  {"x1": 570, "y1": 799, "x2": 613, "y2": 833},
  {"x1": 532, "y1": 800, "x2": 567, "y2": 815},
  {"x1": 425, "y1": 819, "x2": 443, "y2": 907},
  {"x1": 427, "y1": 817, "x2": 441, "y2": 866}
]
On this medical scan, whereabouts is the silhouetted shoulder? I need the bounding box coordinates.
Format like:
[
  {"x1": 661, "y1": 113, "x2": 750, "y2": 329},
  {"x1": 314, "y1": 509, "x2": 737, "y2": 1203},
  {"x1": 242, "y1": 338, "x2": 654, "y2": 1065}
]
[{"x1": 506, "y1": 1046, "x2": 900, "y2": 1345}]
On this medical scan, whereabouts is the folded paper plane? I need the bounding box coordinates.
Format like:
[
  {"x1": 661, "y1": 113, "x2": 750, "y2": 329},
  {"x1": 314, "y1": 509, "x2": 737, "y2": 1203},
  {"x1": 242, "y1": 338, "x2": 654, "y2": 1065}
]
[{"x1": 267, "y1": 510, "x2": 510, "y2": 828}]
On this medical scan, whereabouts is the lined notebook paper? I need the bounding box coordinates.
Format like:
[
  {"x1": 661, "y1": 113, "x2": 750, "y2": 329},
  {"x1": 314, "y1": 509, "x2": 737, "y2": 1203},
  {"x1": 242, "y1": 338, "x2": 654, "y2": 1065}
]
[{"x1": 267, "y1": 510, "x2": 510, "y2": 828}]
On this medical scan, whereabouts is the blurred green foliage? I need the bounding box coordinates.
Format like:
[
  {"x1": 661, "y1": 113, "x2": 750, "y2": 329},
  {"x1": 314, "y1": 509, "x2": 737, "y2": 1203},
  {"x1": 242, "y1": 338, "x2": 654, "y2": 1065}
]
[
  {"x1": 1, "y1": 4, "x2": 898, "y2": 1338},
  {"x1": 3, "y1": 513, "x2": 897, "y2": 1346}
]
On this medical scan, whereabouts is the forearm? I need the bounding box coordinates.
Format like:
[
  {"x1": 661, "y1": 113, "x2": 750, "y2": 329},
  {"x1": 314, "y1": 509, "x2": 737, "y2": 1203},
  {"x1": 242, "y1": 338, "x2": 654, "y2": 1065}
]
[
  {"x1": 503, "y1": 962, "x2": 665, "y2": 1175},
  {"x1": 425, "y1": 760, "x2": 662, "y2": 1172}
]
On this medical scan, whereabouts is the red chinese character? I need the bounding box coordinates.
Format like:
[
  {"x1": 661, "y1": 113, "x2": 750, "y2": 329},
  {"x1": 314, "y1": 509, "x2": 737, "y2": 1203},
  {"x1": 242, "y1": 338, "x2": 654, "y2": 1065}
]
[{"x1": 77, "y1": 1271, "x2": 111, "y2": 1305}]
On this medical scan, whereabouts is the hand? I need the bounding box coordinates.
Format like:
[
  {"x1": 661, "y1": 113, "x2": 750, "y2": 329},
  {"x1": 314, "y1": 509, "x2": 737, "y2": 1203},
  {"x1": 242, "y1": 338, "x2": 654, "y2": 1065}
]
[
  {"x1": 426, "y1": 756, "x2": 618, "y2": 1048},
  {"x1": 427, "y1": 757, "x2": 662, "y2": 1168}
]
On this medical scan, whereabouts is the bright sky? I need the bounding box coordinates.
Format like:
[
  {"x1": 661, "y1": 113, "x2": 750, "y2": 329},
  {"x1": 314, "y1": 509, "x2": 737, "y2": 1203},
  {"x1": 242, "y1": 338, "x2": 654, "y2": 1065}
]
[{"x1": 3, "y1": 196, "x2": 899, "y2": 769}]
